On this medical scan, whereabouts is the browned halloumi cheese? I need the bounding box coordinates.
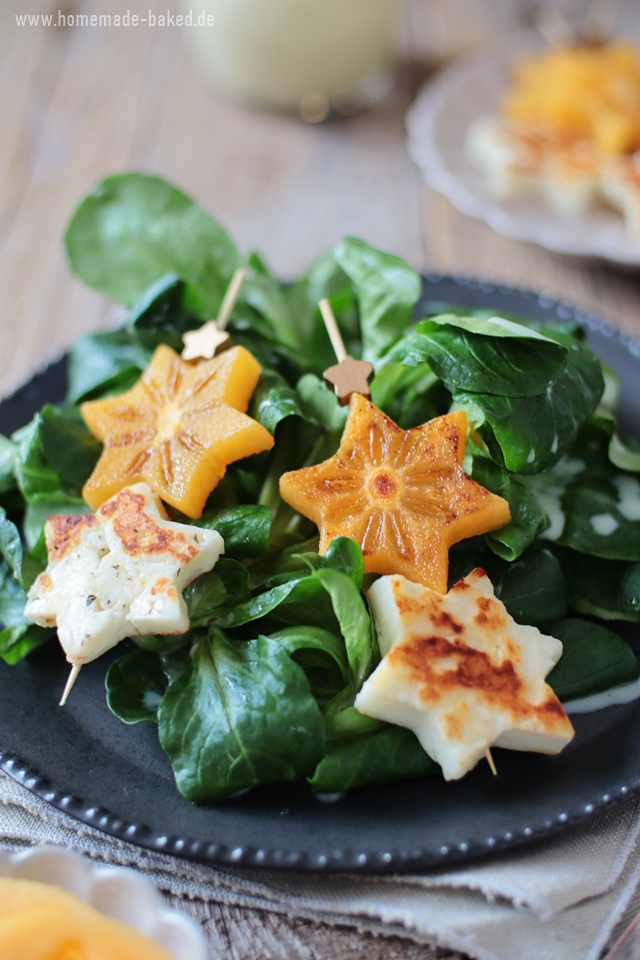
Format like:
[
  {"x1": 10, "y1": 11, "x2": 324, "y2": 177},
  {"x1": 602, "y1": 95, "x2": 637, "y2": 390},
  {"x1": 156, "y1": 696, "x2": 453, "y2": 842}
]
[
  {"x1": 355, "y1": 568, "x2": 574, "y2": 779},
  {"x1": 24, "y1": 482, "x2": 224, "y2": 667}
]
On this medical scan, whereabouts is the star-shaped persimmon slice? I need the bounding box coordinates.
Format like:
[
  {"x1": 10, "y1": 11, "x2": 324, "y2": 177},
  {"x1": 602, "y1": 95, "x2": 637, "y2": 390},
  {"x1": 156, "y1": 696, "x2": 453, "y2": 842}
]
[
  {"x1": 81, "y1": 344, "x2": 274, "y2": 518},
  {"x1": 279, "y1": 394, "x2": 511, "y2": 592}
]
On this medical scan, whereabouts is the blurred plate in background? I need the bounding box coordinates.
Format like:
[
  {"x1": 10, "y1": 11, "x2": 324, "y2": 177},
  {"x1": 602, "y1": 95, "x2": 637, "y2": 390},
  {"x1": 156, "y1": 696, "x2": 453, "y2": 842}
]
[{"x1": 406, "y1": 29, "x2": 640, "y2": 266}]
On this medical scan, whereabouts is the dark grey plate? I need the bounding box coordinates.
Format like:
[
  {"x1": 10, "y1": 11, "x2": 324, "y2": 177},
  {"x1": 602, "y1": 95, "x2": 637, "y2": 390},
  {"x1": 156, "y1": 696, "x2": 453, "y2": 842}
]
[{"x1": 1, "y1": 275, "x2": 639, "y2": 875}]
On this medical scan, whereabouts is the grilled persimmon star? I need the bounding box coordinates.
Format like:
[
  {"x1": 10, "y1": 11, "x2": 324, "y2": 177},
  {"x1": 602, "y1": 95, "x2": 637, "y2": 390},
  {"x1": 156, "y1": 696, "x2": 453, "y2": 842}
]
[
  {"x1": 81, "y1": 344, "x2": 274, "y2": 518},
  {"x1": 279, "y1": 395, "x2": 510, "y2": 592}
]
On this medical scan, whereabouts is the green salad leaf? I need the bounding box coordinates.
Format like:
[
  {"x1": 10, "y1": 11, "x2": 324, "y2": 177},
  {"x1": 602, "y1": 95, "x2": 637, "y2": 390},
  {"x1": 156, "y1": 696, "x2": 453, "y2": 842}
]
[
  {"x1": 309, "y1": 725, "x2": 437, "y2": 793},
  {"x1": 65, "y1": 172, "x2": 240, "y2": 313},
  {"x1": 398, "y1": 313, "x2": 568, "y2": 397},
  {"x1": 106, "y1": 647, "x2": 169, "y2": 723},
  {"x1": 158, "y1": 631, "x2": 324, "y2": 801},
  {"x1": 547, "y1": 619, "x2": 639, "y2": 702}
]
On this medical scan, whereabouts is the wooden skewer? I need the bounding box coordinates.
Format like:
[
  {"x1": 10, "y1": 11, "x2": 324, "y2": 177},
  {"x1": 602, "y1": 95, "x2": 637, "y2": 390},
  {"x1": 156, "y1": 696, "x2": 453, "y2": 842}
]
[
  {"x1": 217, "y1": 267, "x2": 247, "y2": 331},
  {"x1": 59, "y1": 662, "x2": 82, "y2": 706},
  {"x1": 319, "y1": 299, "x2": 374, "y2": 404},
  {"x1": 485, "y1": 747, "x2": 498, "y2": 777},
  {"x1": 319, "y1": 298, "x2": 347, "y2": 363}
]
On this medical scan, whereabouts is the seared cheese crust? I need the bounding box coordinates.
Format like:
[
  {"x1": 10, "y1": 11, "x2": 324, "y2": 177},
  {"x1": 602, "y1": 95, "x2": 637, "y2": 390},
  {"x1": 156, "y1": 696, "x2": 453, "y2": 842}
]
[
  {"x1": 24, "y1": 482, "x2": 224, "y2": 666},
  {"x1": 355, "y1": 569, "x2": 574, "y2": 780},
  {"x1": 468, "y1": 115, "x2": 640, "y2": 237}
]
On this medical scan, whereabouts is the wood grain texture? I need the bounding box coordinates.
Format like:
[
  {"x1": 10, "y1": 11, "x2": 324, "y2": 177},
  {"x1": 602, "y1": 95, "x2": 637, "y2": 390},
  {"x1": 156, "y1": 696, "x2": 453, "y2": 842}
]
[
  {"x1": 165, "y1": 893, "x2": 461, "y2": 960},
  {"x1": 2, "y1": 2, "x2": 640, "y2": 957}
]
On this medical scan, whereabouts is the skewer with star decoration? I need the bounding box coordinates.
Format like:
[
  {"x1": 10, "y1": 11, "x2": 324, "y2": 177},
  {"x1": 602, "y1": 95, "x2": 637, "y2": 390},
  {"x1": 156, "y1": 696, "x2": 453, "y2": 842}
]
[
  {"x1": 79, "y1": 269, "x2": 274, "y2": 521},
  {"x1": 181, "y1": 267, "x2": 246, "y2": 361},
  {"x1": 32, "y1": 271, "x2": 275, "y2": 705},
  {"x1": 279, "y1": 301, "x2": 512, "y2": 776}
]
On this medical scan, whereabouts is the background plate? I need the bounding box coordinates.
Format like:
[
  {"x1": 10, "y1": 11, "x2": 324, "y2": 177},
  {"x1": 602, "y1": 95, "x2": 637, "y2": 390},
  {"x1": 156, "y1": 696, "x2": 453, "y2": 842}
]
[
  {"x1": 1, "y1": 276, "x2": 639, "y2": 875},
  {"x1": 406, "y1": 26, "x2": 640, "y2": 265}
]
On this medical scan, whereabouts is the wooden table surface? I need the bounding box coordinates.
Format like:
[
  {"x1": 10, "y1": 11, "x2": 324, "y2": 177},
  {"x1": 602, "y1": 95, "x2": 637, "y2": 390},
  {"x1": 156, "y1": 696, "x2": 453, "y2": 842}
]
[{"x1": 2, "y1": 1, "x2": 640, "y2": 957}]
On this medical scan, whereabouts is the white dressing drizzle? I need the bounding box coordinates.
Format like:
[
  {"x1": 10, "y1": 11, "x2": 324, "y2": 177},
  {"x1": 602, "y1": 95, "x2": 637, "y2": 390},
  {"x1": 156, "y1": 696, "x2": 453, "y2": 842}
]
[
  {"x1": 536, "y1": 490, "x2": 566, "y2": 540},
  {"x1": 564, "y1": 676, "x2": 640, "y2": 715},
  {"x1": 589, "y1": 513, "x2": 619, "y2": 536},
  {"x1": 614, "y1": 475, "x2": 640, "y2": 521}
]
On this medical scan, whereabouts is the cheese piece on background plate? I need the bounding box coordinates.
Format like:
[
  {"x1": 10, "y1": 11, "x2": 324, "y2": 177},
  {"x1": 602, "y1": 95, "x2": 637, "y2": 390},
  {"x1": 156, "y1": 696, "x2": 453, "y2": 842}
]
[
  {"x1": 355, "y1": 568, "x2": 574, "y2": 780},
  {"x1": 601, "y1": 156, "x2": 640, "y2": 241},
  {"x1": 24, "y1": 482, "x2": 223, "y2": 667},
  {"x1": 466, "y1": 116, "x2": 601, "y2": 216}
]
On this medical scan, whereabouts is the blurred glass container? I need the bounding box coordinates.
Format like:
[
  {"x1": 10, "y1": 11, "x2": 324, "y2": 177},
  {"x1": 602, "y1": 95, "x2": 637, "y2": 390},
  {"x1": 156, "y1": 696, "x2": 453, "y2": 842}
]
[{"x1": 182, "y1": 0, "x2": 399, "y2": 116}]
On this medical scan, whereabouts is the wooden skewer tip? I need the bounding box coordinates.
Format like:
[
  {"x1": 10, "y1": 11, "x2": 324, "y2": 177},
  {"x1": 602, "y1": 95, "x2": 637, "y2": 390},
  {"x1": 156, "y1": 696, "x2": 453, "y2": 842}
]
[
  {"x1": 59, "y1": 662, "x2": 82, "y2": 706},
  {"x1": 485, "y1": 747, "x2": 498, "y2": 777},
  {"x1": 319, "y1": 299, "x2": 348, "y2": 363},
  {"x1": 217, "y1": 267, "x2": 247, "y2": 331}
]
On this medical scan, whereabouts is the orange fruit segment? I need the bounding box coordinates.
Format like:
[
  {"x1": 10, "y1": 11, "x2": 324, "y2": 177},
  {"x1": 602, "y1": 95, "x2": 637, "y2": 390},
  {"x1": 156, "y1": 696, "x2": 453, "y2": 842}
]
[
  {"x1": 279, "y1": 394, "x2": 511, "y2": 592},
  {"x1": 0, "y1": 877, "x2": 174, "y2": 960},
  {"x1": 81, "y1": 344, "x2": 274, "y2": 518}
]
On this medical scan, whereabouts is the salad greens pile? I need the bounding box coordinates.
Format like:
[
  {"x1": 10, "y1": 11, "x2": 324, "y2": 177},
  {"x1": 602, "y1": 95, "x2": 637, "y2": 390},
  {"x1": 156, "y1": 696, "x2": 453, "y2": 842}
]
[{"x1": 1, "y1": 172, "x2": 639, "y2": 801}]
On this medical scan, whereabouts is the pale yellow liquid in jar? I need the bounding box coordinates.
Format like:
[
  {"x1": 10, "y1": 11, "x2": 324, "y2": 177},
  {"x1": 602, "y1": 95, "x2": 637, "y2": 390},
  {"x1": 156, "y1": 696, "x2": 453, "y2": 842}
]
[{"x1": 183, "y1": 0, "x2": 398, "y2": 112}]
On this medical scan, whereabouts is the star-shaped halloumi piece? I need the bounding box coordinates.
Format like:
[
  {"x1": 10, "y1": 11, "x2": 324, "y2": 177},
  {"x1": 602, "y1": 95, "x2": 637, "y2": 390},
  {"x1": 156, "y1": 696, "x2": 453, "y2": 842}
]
[
  {"x1": 24, "y1": 483, "x2": 224, "y2": 670},
  {"x1": 467, "y1": 117, "x2": 601, "y2": 216},
  {"x1": 601, "y1": 156, "x2": 640, "y2": 240},
  {"x1": 355, "y1": 569, "x2": 574, "y2": 780},
  {"x1": 182, "y1": 321, "x2": 231, "y2": 361},
  {"x1": 81, "y1": 344, "x2": 274, "y2": 518},
  {"x1": 323, "y1": 356, "x2": 374, "y2": 404},
  {"x1": 279, "y1": 395, "x2": 510, "y2": 591}
]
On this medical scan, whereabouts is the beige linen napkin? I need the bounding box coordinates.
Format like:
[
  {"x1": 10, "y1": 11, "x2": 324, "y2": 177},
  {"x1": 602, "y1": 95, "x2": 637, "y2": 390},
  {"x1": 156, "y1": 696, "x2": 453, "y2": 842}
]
[{"x1": 1, "y1": 768, "x2": 639, "y2": 960}]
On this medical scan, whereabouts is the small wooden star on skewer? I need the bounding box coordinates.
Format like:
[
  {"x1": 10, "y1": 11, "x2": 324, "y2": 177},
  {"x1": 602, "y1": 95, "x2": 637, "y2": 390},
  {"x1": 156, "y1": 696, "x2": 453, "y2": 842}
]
[
  {"x1": 182, "y1": 268, "x2": 246, "y2": 361},
  {"x1": 319, "y1": 299, "x2": 373, "y2": 405}
]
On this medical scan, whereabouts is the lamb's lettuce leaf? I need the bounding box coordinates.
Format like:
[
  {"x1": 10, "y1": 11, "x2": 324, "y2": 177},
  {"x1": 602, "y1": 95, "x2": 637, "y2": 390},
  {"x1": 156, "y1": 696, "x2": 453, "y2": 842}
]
[
  {"x1": 185, "y1": 558, "x2": 251, "y2": 626},
  {"x1": 449, "y1": 539, "x2": 568, "y2": 626},
  {"x1": 461, "y1": 332, "x2": 604, "y2": 473},
  {"x1": 0, "y1": 436, "x2": 17, "y2": 496},
  {"x1": 197, "y1": 505, "x2": 272, "y2": 559},
  {"x1": 250, "y1": 370, "x2": 302, "y2": 435},
  {"x1": 370, "y1": 362, "x2": 441, "y2": 430},
  {"x1": 0, "y1": 624, "x2": 51, "y2": 665},
  {"x1": 309, "y1": 724, "x2": 437, "y2": 793},
  {"x1": 125, "y1": 273, "x2": 201, "y2": 353},
  {"x1": 399, "y1": 314, "x2": 567, "y2": 397},
  {"x1": 67, "y1": 330, "x2": 150, "y2": 403},
  {"x1": 332, "y1": 237, "x2": 422, "y2": 363},
  {"x1": 523, "y1": 421, "x2": 640, "y2": 560},
  {"x1": 39, "y1": 405, "x2": 101, "y2": 490},
  {"x1": 0, "y1": 513, "x2": 49, "y2": 663},
  {"x1": 106, "y1": 647, "x2": 169, "y2": 723},
  {"x1": 470, "y1": 457, "x2": 549, "y2": 561},
  {"x1": 65, "y1": 172, "x2": 240, "y2": 313},
  {"x1": 158, "y1": 630, "x2": 324, "y2": 801},
  {"x1": 547, "y1": 619, "x2": 639, "y2": 702},
  {"x1": 558, "y1": 548, "x2": 640, "y2": 622}
]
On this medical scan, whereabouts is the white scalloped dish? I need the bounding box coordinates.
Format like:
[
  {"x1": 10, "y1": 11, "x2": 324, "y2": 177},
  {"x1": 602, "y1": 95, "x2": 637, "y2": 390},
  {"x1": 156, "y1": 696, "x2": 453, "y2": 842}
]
[
  {"x1": 0, "y1": 846, "x2": 208, "y2": 960},
  {"x1": 406, "y1": 29, "x2": 640, "y2": 265}
]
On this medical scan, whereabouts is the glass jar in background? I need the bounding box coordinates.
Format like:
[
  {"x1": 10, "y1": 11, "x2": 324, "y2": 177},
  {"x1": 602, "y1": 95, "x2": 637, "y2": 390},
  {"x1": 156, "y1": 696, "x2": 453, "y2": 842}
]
[{"x1": 181, "y1": 0, "x2": 399, "y2": 118}]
